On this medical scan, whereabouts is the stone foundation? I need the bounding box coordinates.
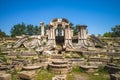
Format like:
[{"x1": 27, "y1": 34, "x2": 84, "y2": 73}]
[{"x1": 49, "y1": 59, "x2": 72, "y2": 74}]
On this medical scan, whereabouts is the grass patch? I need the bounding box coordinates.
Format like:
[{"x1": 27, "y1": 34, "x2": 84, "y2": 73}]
[
  {"x1": 35, "y1": 69, "x2": 54, "y2": 80},
  {"x1": 89, "y1": 73, "x2": 109, "y2": 80},
  {"x1": 12, "y1": 74, "x2": 18, "y2": 80},
  {"x1": 89, "y1": 65, "x2": 109, "y2": 80},
  {"x1": 11, "y1": 70, "x2": 18, "y2": 80},
  {"x1": 72, "y1": 66, "x2": 85, "y2": 73},
  {"x1": 67, "y1": 74, "x2": 74, "y2": 80}
]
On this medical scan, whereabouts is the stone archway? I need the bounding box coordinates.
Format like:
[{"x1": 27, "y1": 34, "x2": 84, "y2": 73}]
[{"x1": 47, "y1": 18, "x2": 73, "y2": 49}]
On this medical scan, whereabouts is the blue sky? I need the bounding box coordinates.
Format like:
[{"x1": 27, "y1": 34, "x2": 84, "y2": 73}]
[{"x1": 0, "y1": 0, "x2": 120, "y2": 35}]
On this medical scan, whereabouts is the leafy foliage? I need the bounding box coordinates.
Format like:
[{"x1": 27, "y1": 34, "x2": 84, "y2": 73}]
[
  {"x1": 0, "y1": 29, "x2": 7, "y2": 37},
  {"x1": 35, "y1": 70, "x2": 54, "y2": 80},
  {"x1": 70, "y1": 22, "x2": 78, "y2": 36},
  {"x1": 10, "y1": 22, "x2": 41, "y2": 37},
  {"x1": 89, "y1": 73, "x2": 109, "y2": 80},
  {"x1": 72, "y1": 66, "x2": 85, "y2": 73},
  {"x1": 111, "y1": 25, "x2": 120, "y2": 37},
  {"x1": 73, "y1": 26, "x2": 78, "y2": 36},
  {"x1": 103, "y1": 32, "x2": 112, "y2": 37},
  {"x1": 103, "y1": 25, "x2": 120, "y2": 37},
  {"x1": 11, "y1": 22, "x2": 26, "y2": 37}
]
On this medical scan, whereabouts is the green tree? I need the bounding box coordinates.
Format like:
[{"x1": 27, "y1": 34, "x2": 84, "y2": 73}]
[
  {"x1": 103, "y1": 25, "x2": 120, "y2": 37},
  {"x1": 111, "y1": 25, "x2": 120, "y2": 37},
  {"x1": 69, "y1": 22, "x2": 78, "y2": 36},
  {"x1": 97, "y1": 34, "x2": 102, "y2": 37},
  {"x1": 34, "y1": 26, "x2": 41, "y2": 35},
  {"x1": 69, "y1": 22, "x2": 74, "y2": 27},
  {"x1": 11, "y1": 23, "x2": 26, "y2": 37},
  {"x1": 0, "y1": 29, "x2": 6, "y2": 38},
  {"x1": 44, "y1": 25, "x2": 48, "y2": 35},
  {"x1": 26, "y1": 24, "x2": 34, "y2": 35},
  {"x1": 103, "y1": 32, "x2": 112, "y2": 37},
  {"x1": 73, "y1": 25, "x2": 78, "y2": 36}
]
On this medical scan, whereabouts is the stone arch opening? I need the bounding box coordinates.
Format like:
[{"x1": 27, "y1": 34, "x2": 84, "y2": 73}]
[
  {"x1": 57, "y1": 24, "x2": 63, "y2": 36},
  {"x1": 55, "y1": 24, "x2": 65, "y2": 46}
]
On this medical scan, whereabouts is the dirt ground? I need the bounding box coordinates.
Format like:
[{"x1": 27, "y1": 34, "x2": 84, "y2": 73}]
[{"x1": 74, "y1": 74, "x2": 88, "y2": 80}]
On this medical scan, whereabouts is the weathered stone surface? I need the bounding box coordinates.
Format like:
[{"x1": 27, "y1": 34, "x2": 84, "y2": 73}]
[
  {"x1": 51, "y1": 54, "x2": 63, "y2": 59},
  {"x1": 23, "y1": 65, "x2": 41, "y2": 70},
  {"x1": 110, "y1": 72, "x2": 120, "y2": 80},
  {"x1": 105, "y1": 63, "x2": 120, "y2": 74},
  {"x1": 18, "y1": 71, "x2": 36, "y2": 80},
  {"x1": 80, "y1": 65, "x2": 98, "y2": 73},
  {"x1": 0, "y1": 73, "x2": 11, "y2": 80},
  {"x1": 49, "y1": 59, "x2": 72, "y2": 74},
  {"x1": 14, "y1": 62, "x2": 23, "y2": 72},
  {"x1": 0, "y1": 65, "x2": 8, "y2": 70}
]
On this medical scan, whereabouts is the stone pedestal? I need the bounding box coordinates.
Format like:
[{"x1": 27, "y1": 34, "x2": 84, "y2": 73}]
[{"x1": 48, "y1": 59, "x2": 72, "y2": 74}]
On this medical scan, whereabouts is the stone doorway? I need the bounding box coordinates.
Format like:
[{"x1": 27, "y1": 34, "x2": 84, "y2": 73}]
[{"x1": 55, "y1": 24, "x2": 65, "y2": 49}]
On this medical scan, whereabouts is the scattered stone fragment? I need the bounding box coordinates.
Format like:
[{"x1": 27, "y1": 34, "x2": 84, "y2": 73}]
[
  {"x1": 18, "y1": 71, "x2": 36, "y2": 80},
  {"x1": 0, "y1": 73, "x2": 11, "y2": 80},
  {"x1": 23, "y1": 65, "x2": 41, "y2": 70}
]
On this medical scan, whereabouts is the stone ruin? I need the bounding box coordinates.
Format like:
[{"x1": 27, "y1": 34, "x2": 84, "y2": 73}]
[
  {"x1": 11, "y1": 18, "x2": 106, "y2": 53},
  {"x1": 0, "y1": 18, "x2": 120, "y2": 80},
  {"x1": 48, "y1": 59, "x2": 72, "y2": 74}
]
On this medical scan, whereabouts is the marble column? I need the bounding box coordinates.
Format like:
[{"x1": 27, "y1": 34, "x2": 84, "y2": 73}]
[
  {"x1": 62, "y1": 29, "x2": 64, "y2": 36},
  {"x1": 64, "y1": 25, "x2": 73, "y2": 48},
  {"x1": 52, "y1": 28, "x2": 55, "y2": 39},
  {"x1": 68, "y1": 27, "x2": 71, "y2": 39},
  {"x1": 64, "y1": 26, "x2": 69, "y2": 40},
  {"x1": 46, "y1": 30, "x2": 48, "y2": 36},
  {"x1": 71, "y1": 29, "x2": 73, "y2": 37},
  {"x1": 56, "y1": 29, "x2": 58, "y2": 36},
  {"x1": 77, "y1": 25, "x2": 88, "y2": 47},
  {"x1": 64, "y1": 26, "x2": 68, "y2": 47},
  {"x1": 40, "y1": 22, "x2": 44, "y2": 36}
]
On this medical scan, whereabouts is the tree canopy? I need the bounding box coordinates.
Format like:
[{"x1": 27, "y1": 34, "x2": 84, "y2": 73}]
[
  {"x1": 11, "y1": 23, "x2": 26, "y2": 37},
  {"x1": 0, "y1": 22, "x2": 119, "y2": 37},
  {"x1": 69, "y1": 22, "x2": 78, "y2": 36},
  {"x1": 10, "y1": 23, "x2": 41, "y2": 37},
  {"x1": 0, "y1": 29, "x2": 7, "y2": 37},
  {"x1": 103, "y1": 25, "x2": 120, "y2": 37}
]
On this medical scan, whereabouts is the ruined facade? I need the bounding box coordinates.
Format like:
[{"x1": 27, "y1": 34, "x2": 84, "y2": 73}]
[
  {"x1": 12, "y1": 18, "x2": 106, "y2": 52},
  {"x1": 40, "y1": 18, "x2": 91, "y2": 51}
]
